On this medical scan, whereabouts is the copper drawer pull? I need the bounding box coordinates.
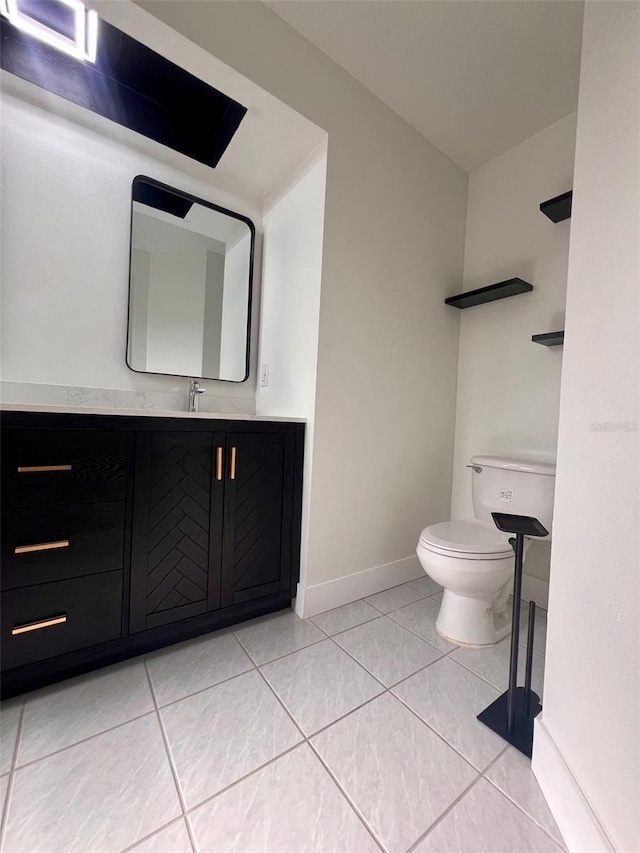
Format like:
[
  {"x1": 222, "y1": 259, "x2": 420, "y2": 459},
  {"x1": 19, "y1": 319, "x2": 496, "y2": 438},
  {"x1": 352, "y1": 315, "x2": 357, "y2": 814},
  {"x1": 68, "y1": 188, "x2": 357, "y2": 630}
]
[
  {"x1": 229, "y1": 447, "x2": 237, "y2": 480},
  {"x1": 12, "y1": 615, "x2": 67, "y2": 635},
  {"x1": 216, "y1": 447, "x2": 223, "y2": 481},
  {"x1": 18, "y1": 465, "x2": 72, "y2": 473},
  {"x1": 14, "y1": 540, "x2": 70, "y2": 555}
]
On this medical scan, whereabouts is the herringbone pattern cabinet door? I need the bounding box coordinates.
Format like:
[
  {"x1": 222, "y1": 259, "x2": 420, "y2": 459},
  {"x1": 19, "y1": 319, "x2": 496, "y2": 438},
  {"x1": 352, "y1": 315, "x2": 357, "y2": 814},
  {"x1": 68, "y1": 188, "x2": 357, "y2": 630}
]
[
  {"x1": 221, "y1": 433, "x2": 295, "y2": 607},
  {"x1": 130, "y1": 431, "x2": 223, "y2": 632}
]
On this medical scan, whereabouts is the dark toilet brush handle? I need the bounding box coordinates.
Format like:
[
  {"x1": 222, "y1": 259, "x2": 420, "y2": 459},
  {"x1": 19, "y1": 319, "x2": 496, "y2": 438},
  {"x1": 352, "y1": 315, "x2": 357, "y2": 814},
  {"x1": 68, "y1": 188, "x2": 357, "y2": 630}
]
[{"x1": 524, "y1": 600, "x2": 536, "y2": 714}]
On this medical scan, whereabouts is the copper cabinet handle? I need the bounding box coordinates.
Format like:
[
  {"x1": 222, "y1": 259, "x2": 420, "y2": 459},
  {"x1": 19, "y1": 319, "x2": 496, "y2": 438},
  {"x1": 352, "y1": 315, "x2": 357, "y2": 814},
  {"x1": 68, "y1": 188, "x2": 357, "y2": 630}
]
[
  {"x1": 18, "y1": 465, "x2": 72, "y2": 473},
  {"x1": 229, "y1": 447, "x2": 237, "y2": 480},
  {"x1": 216, "y1": 447, "x2": 223, "y2": 481},
  {"x1": 14, "y1": 540, "x2": 70, "y2": 554},
  {"x1": 12, "y1": 615, "x2": 67, "y2": 635}
]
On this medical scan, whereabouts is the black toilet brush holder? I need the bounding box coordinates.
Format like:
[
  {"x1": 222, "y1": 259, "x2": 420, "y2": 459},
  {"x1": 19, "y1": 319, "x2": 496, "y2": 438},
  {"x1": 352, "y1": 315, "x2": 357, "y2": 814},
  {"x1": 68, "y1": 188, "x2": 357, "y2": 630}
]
[{"x1": 476, "y1": 512, "x2": 548, "y2": 758}]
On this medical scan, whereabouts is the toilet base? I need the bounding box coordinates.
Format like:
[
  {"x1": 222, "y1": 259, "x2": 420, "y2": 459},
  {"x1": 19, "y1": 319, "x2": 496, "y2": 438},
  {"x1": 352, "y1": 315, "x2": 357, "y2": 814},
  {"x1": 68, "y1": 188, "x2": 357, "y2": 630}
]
[
  {"x1": 477, "y1": 686, "x2": 542, "y2": 758},
  {"x1": 435, "y1": 588, "x2": 511, "y2": 647}
]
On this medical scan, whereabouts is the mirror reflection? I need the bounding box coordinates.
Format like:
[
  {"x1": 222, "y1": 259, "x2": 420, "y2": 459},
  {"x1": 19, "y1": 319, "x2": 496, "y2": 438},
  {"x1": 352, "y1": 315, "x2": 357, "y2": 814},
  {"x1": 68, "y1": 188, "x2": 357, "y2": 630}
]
[{"x1": 127, "y1": 177, "x2": 254, "y2": 382}]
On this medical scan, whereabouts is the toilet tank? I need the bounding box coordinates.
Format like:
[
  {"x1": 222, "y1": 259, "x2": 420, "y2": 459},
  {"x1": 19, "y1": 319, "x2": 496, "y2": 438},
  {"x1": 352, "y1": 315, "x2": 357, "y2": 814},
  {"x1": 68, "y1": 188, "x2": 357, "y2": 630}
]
[{"x1": 470, "y1": 455, "x2": 556, "y2": 537}]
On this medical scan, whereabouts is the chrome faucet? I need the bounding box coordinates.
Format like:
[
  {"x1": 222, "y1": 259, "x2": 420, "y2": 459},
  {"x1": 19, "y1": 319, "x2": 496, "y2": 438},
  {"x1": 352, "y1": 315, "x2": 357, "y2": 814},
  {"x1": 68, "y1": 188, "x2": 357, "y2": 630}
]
[{"x1": 188, "y1": 379, "x2": 205, "y2": 413}]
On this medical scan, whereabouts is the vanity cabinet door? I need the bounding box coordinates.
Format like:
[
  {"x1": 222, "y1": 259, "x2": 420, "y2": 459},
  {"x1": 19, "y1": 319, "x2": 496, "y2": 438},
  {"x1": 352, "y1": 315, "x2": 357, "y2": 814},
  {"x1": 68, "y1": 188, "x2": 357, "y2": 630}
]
[
  {"x1": 220, "y1": 432, "x2": 296, "y2": 608},
  {"x1": 129, "y1": 430, "x2": 224, "y2": 633}
]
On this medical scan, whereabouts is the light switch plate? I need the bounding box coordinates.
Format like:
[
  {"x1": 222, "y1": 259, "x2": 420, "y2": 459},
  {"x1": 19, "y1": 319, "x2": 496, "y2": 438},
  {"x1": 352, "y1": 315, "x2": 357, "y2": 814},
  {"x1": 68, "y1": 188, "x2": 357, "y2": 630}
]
[{"x1": 260, "y1": 363, "x2": 269, "y2": 387}]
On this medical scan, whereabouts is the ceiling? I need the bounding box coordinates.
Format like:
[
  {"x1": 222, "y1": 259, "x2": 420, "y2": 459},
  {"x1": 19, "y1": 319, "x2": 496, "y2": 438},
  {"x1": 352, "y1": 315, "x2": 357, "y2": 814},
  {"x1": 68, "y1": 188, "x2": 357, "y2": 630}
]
[{"x1": 266, "y1": 0, "x2": 584, "y2": 171}]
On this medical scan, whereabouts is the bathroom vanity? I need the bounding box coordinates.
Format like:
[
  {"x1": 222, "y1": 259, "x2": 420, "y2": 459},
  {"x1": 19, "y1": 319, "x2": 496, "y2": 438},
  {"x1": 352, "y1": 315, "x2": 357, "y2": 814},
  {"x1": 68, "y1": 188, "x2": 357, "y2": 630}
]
[{"x1": 0, "y1": 407, "x2": 305, "y2": 697}]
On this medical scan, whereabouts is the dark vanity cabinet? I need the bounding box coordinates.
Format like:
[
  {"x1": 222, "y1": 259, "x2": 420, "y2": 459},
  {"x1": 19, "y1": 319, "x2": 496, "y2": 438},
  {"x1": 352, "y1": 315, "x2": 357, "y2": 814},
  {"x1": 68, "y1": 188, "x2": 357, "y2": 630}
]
[
  {"x1": 130, "y1": 429, "x2": 224, "y2": 632},
  {"x1": 220, "y1": 431, "x2": 297, "y2": 608},
  {"x1": 129, "y1": 429, "x2": 297, "y2": 631},
  {"x1": 0, "y1": 411, "x2": 304, "y2": 697}
]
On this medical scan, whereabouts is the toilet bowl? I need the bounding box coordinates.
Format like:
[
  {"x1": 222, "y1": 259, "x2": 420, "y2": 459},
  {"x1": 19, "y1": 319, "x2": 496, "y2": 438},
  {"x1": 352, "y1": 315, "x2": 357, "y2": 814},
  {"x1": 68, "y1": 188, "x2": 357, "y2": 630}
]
[
  {"x1": 417, "y1": 520, "x2": 528, "y2": 646},
  {"x1": 416, "y1": 455, "x2": 555, "y2": 647}
]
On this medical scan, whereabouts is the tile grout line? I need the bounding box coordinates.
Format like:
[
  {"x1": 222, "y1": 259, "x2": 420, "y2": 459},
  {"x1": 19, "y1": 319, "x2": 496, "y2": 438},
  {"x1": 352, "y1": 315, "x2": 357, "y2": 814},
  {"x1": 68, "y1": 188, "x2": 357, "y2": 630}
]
[
  {"x1": 160, "y1": 627, "x2": 384, "y2": 840},
  {"x1": 8, "y1": 708, "x2": 158, "y2": 773},
  {"x1": 231, "y1": 626, "x2": 328, "y2": 667},
  {"x1": 227, "y1": 623, "x2": 390, "y2": 850},
  {"x1": 310, "y1": 613, "x2": 379, "y2": 636},
  {"x1": 182, "y1": 742, "x2": 304, "y2": 817},
  {"x1": 3, "y1": 621, "x2": 453, "y2": 777},
  {"x1": 229, "y1": 584, "x2": 442, "y2": 669},
  {"x1": 404, "y1": 773, "x2": 486, "y2": 853},
  {"x1": 183, "y1": 813, "x2": 200, "y2": 853},
  {"x1": 385, "y1": 613, "x2": 453, "y2": 649},
  {"x1": 409, "y1": 742, "x2": 567, "y2": 853},
  {"x1": 403, "y1": 748, "x2": 511, "y2": 853},
  {"x1": 449, "y1": 649, "x2": 545, "y2": 697},
  {"x1": 119, "y1": 816, "x2": 190, "y2": 853},
  {"x1": 155, "y1": 663, "x2": 257, "y2": 711},
  {"x1": 3, "y1": 646, "x2": 259, "y2": 778},
  {"x1": 252, "y1": 664, "x2": 387, "y2": 853},
  {"x1": 245, "y1": 604, "x2": 499, "y2": 779},
  {"x1": 327, "y1": 624, "x2": 447, "y2": 694},
  {"x1": 482, "y1": 771, "x2": 566, "y2": 849},
  {"x1": 251, "y1": 618, "x2": 497, "y2": 801},
  {"x1": 306, "y1": 738, "x2": 388, "y2": 853},
  {"x1": 0, "y1": 699, "x2": 25, "y2": 850},
  {"x1": 142, "y1": 661, "x2": 198, "y2": 853},
  {"x1": 254, "y1": 665, "x2": 308, "y2": 742},
  {"x1": 308, "y1": 584, "x2": 441, "y2": 633},
  {"x1": 0, "y1": 622, "x2": 390, "y2": 834},
  {"x1": 246, "y1": 599, "x2": 553, "y2": 848},
  {"x1": 362, "y1": 594, "x2": 429, "y2": 615},
  {"x1": 251, "y1": 604, "x2": 555, "y2": 852},
  {"x1": 389, "y1": 688, "x2": 488, "y2": 777}
]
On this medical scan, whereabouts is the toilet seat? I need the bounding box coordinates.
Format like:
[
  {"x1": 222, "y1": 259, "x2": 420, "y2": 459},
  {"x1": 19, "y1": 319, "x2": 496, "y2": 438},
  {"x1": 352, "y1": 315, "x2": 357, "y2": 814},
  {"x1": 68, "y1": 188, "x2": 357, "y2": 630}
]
[{"x1": 419, "y1": 520, "x2": 513, "y2": 559}]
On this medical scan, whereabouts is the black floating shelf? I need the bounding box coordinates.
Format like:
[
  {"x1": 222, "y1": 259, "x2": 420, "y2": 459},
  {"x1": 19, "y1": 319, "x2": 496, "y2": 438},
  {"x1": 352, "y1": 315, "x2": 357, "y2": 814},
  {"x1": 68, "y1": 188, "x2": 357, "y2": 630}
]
[
  {"x1": 532, "y1": 331, "x2": 564, "y2": 346},
  {"x1": 445, "y1": 278, "x2": 533, "y2": 310},
  {"x1": 540, "y1": 191, "x2": 572, "y2": 223}
]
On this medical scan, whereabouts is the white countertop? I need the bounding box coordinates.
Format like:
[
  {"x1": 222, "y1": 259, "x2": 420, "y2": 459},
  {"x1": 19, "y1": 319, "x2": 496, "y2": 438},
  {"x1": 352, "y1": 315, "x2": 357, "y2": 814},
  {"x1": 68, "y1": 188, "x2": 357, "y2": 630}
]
[{"x1": 0, "y1": 403, "x2": 306, "y2": 424}]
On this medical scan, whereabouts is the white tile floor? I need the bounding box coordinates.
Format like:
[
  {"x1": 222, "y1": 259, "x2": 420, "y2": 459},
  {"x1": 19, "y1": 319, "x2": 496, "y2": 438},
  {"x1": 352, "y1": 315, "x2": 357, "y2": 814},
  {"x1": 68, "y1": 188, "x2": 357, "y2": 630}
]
[{"x1": 0, "y1": 580, "x2": 564, "y2": 853}]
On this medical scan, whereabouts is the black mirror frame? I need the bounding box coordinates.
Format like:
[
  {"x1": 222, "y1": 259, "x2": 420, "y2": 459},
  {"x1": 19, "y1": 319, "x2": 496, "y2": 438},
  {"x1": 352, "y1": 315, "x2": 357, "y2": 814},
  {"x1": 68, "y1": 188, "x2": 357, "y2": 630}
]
[{"x1": 126, "y1": 175, "x2": 255, "y2": 384}]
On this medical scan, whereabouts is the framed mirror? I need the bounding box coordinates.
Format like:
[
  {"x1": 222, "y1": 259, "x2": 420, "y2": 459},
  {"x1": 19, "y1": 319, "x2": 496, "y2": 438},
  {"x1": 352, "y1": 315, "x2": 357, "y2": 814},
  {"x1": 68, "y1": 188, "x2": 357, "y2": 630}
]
[{"x1": 127, "y1": 176, "x2": 254, "y2": 382}]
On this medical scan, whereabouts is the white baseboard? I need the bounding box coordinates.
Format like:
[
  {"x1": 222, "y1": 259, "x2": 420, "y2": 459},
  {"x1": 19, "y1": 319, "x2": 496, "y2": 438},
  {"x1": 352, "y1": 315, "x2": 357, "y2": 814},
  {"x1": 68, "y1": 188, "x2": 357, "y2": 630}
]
[
  {"x1": 532, "y1": 718, "x2": 616, "y2": 853},
  {"x1": 294, "y1": 555, "x2": 423, "y2": 619},
  {"x1": 522, "y1": 573, "x2": 549, "y2": 610}
]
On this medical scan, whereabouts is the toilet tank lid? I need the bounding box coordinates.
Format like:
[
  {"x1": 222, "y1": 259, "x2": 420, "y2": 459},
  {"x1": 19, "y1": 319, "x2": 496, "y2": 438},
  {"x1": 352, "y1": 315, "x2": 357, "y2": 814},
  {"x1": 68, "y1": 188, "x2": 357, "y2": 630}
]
[{"x1": 471, "y1": 455, "x2": 556, "y2": 476}]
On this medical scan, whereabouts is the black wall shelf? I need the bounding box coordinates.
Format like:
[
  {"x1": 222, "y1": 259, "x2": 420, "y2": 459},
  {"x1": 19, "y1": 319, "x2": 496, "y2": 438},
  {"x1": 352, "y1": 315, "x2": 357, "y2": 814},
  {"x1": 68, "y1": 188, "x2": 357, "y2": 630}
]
[
  {"x1": 540, "y1": 191, "x2": 572, "y2": 223},
  {"x1": 532, "y1": 331, "x2": 564, "y2": 346},
  {"x1": 445, "y1": 278, "x2": 533, "y2": 310}
]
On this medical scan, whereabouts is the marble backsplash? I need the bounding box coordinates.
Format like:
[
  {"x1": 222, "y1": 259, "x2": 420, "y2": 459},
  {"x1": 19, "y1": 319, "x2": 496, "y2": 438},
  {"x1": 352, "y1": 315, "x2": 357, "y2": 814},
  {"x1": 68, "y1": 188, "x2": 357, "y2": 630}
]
[{"x1": 0, "y1": 381, "x2": 256, "y2": 416}]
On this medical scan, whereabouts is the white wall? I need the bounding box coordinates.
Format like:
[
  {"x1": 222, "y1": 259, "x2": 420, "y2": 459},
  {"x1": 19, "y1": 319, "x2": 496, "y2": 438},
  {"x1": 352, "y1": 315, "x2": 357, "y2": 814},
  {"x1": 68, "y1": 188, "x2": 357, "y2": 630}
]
[
  {"x1": 0, "y1": 94, "x2": 262, "y2": 407},
  {"x1": 450, "y1": 113, "x2": 577, "y2": 607},
  {"x1": 129, "y1": 248, "x2": 150, "y2": 371},
  {"x1": 532, "y1": 3, "x2": 639, "y2": 852},
  {"x1": 257, "y1": 155, "x2": 327, "y2": 585},
  {"x1": 145, "y1": 250, "x2": 206, "y2": 377},
  {"x1": 219, "y1": 231, "x2": 252, "y2": 381},
  {"x1": 202, "y1": 250, "x2": 225, "y2": 378},
  {"x1": 142, "y1": 0, "x2": 469, "y2": 611}
]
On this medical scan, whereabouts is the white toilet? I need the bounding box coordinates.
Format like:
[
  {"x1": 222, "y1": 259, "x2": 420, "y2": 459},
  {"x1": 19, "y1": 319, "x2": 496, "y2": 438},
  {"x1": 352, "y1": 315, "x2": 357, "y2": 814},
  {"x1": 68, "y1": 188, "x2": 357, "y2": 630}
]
[{"x1": 416, "y1": 456, "x2": 555, "y2": 647}]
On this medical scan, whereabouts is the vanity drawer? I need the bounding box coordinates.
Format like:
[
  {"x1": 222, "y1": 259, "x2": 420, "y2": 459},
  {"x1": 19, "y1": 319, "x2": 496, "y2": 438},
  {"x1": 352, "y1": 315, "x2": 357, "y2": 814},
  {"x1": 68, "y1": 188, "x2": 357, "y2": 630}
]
[
  {"x1": 1, "y1": 502, "x2": 125, "y2": 590},
  {"x1": 1, "y1": 572, "x2": 123, "y2": 670},
  {"x1": 1, "y1": 428, "x2": 127, "y2": 508}
]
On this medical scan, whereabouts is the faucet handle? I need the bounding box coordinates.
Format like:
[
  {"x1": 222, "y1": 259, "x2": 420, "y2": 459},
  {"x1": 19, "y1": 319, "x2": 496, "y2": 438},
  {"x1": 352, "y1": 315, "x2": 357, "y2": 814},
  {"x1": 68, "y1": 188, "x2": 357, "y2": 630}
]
[{"x1": 190, "y1": 379, "x2": 205, "y2": 394}]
